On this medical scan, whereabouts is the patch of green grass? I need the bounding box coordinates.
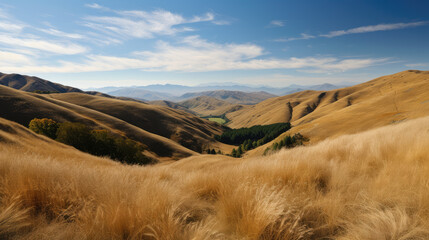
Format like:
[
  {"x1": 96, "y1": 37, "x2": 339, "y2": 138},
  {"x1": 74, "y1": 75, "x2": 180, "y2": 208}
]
[{"x1": 208, "y1": 118, "x2": 226, "y2": 125}]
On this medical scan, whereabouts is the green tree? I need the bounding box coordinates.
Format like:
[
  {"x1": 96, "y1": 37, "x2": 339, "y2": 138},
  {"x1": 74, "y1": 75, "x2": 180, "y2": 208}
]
[
  {"x1": 236, "y1": 147, "x2": 243, "y2": 157},
  {"x1": 29, "y1": 118, "x2": 60, "y2": 139},
  {"x1": 56, "y1": 122, "x2": 94, "y2": 152},
  {"x1": 231, "y1": 148, "x2": 237, "y2": 157}
]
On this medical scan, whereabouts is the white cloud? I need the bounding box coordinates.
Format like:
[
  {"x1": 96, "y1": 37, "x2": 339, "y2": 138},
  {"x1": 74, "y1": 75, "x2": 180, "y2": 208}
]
[
  {"x1": 83, "y1": 8, "x2": 216, "y2": 39},
  {"x1": 0, "y1": 8, "x2": 87, "y2": 55},
  {"x1": 0, "y1": 21, "x2": 24, "y2": 32},
  {"x1": 4, "y1": 36, "x2": 389, "y2": 74},
  {"x1": 212, "y1": 20, "x2": 231, "y2": 25},
  {"x1": 38, "y1": 28, "x2": 85, "y2": 39},
  {"x1": 84, "y1": 3, "x2": 106, "y2": 10},
  {"x1": 405, "y1": 63, "x2": 429, "y2": 68},
  {"x1": 269, "y1": 20, "x2": 284, "y2": 27},
  {"x1": 275, "y1": 33, "x2": 315, "y2": 42},
  {"x1": 283, "y1": 21, "x2": 428, "y2": 42},
  {"x1": 0, "y1": 35, "x2": 87, "y2": 54},
  {"x1": 321, "y1": 21, "x2": 428, "y2": 38},
  {"x1": 0, "y1": 50, "x2": 32, "y2": 64}
]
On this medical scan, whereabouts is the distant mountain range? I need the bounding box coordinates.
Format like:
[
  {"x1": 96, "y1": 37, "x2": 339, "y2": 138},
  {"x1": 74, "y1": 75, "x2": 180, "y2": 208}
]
[{"x1": 88, "y1": 83, "x2": 346, "y2": 102}]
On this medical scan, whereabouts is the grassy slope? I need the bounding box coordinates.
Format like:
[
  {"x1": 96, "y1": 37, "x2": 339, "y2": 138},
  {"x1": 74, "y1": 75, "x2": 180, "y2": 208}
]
[
  {"x1": 1, "y1": 114, "x2": 429, "y2": 239},
  {"x1": 226, "y1": 70, "x2": 429, "y2": 155},
  {"x1": 46, "y1": 92, "x2": 225, "y2": 153},
  {"x1": 0, "y1": 85, "x2": 196, "y2": 160},
  {"x1": 180, "y1": 90, "x2": 277, "y2": 105},
  {"x1": 179, "y1": 96, "x2": 243, "y2": 117},
  {"x1": 0, "y1": 72, "x2": 81, "y2": 93}
]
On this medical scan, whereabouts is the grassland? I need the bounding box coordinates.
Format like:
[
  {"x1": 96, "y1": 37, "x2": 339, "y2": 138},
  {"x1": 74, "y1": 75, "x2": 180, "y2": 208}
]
[
  {"x1": 207, "y1": 117, "x2": 226, "y2": 125},
  {"x1": 1, "y1": 114, "x2": 429, "y2": 239}
]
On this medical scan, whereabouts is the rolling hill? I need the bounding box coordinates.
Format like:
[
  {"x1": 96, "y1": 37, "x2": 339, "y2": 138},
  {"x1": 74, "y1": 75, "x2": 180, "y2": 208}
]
[
  {"x1": 108, "y1": 87, "x2": 174, "y2": 101},
  {"x1": 45, "y1": 92, "x2": 226, "y2": 153},
  {"x1": 88, "y1": 82, "x2": 345, "y2": 96},
  {"x1": 225, "y1": 70, "x2": 429, "y2": 154},
  {"x1": 179, "y1": 90, "x2": 277, "y2": 104},
  {"x1": 0, "y1": 72, "x2": 82, "y2": 93},
  {"x1": 148, "y1": 100, "x2": 196, "y2": 114},
  {"x1": 178, "y1": 96, "x2": 244, "y2": 116},
  {"x1": 1, "y1": 112, "x2": 429, "y2": 238},
  {"x1": 0, "y1": 85, "x2": 225, "y2": 160}
]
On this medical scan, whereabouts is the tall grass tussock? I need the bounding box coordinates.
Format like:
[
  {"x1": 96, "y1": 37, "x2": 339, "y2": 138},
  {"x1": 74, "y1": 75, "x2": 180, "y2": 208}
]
[{"x1": 1, "y1": 116, "x2": 429, "y2": 239}]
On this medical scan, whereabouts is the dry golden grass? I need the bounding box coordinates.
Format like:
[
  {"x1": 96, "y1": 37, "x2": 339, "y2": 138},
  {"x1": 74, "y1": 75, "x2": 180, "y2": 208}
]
[
  {"x1": 178, "y1": 96, "x2": 243, "y2": 117},
  {"x1": 1, "y1": 114, "x2": 429, "y2": 239},
  {"x1": 0, "y1": 85, "x2": 217, "y2": 160},
  {"x1": 227, "y1": 70, "x2": 429, "y2": 157}
]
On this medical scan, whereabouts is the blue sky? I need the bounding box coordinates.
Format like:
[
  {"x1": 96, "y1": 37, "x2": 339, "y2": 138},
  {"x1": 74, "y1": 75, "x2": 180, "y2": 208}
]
[{"x1": 0, "y1": 0, "x2": 428, "y2": 88}]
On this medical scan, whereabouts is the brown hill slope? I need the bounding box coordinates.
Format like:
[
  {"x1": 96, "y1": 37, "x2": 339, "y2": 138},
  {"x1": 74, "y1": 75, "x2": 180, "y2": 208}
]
[
  {"x1": 1, "y1": 114, "x2": 429, "y2": 238},
  {"x1": 0, "y1": 72, "x2": 82, "y2": 93},
  {"x1": 180, "y1": 90, "x2": 277, "y2": 104},
  {"x1": 149, "y1": 100, "x2": 196, "y2": 114},
  {"x1": 228, "y1": 70, "x2": 429, "y2": 147},
  {"x1": 179, "y1": 96, "x2": 244, "y2": 116},
  {"x1": 45, "y1": 92, "x2": 225, "y2": 153},
  {"x1": 0, "y1": 85, "x2": 196, "y2": 160}
]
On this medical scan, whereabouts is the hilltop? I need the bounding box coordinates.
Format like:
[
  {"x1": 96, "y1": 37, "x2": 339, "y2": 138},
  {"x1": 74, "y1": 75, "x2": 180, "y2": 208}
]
[
  {"x1": 0, "y1": 72, "x2": 82, "y2": 93},
  {"x1": 178, "y1": 96, "x2": 243, "y2": 116},
  {"x1": 178, "y1": 90, "x2": 277, "y2": 105},
  {"x1": 46, "y1": 92, "x2": 226, "y2": 153},
  {"x1": 0, "y1": 85, "x2": 227, "y2": 160},
  {"x1": 227, "y1": 70, "x2": 429, "y2": 154}
]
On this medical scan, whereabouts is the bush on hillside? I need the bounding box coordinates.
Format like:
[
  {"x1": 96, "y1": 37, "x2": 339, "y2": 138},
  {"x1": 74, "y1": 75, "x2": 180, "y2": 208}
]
[
  {"x1": 264, "y1": 133, "x2": 308, "y2": 155},
  {"x1": 217, "y1": 123, "x2": 292, "y2": 158},
  {"x1": 28, "y1": 118, "x2": 153, "y2": 165},
  {"x1": 28, "y1": 118, "x2": 60, "y2": 139},
  {"x1": 56, "y1": 122, "x2": 94, "y2": 153}
]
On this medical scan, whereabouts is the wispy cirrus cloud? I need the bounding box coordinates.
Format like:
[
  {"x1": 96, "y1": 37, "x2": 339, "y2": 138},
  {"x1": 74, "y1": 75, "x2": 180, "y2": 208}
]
[
  {"x1": 38, "y1": 28, "x2": 85, "y2": 39},
  {"x1": 0, "y1": 50, "x2": 32, "y2": 64},
  {"x1": 321, "y1": 21, "x2": 427, "y2": 38},
  {"x1": 405, "y1": 63, "x2": 429, "y2": 68},
  {"x1": 0, "y1": 6, "x2": 392, "y2": 76},
  {"x1": 268, "y1": 20, "x2": 284, "y2": 27},
  {"x1": 3, "y1": 35, "x2": 389, "y2": 74},
  {"x1": 0, "y1": 34, "x2": 87, "y2": 55},
  {"x1": 83, "y1": 4, "x2": 216, "y2": 39},
  {"x1": 84, "y1": 3, "x2": 106, "y2": 10},
  {"x1": 0, "y1": 8, "x2": 87, "y2": 55},
  {"x1": 274, "y1": 33, "x2": 315, "y2": 42},
  {"x1": 283, "y1": 21, "x2": 428, "y2": 42}
]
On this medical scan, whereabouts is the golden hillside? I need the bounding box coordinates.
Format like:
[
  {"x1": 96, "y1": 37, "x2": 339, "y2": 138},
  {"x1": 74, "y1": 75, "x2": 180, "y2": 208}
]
[
  {"x1": 1, "y1": 112, "x2": 429, "y2": 239},
  {"x1": 0, "y1": 85, "x2": 200, "y2": 161},
  {"x1": 45, "y1": 92, "x2": 225, "y2": 153},
  {"x1": 179, "y1": 96, "x2": 243, "y2": 116},
  {"x1": 228, "y1": 70, "x2": 429, "y2": 146},
  {"x1": 0, "y1": 72, "x2": 82, "y2": 93},
  {"x1": 180, "y1": 90, "x2": 277, "y2": 105}
]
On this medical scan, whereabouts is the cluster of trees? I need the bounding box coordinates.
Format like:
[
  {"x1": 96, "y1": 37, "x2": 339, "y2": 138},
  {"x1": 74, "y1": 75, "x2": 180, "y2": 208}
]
[
  {"x1": 263, "y1": 133, "x2": 308, "y2": 155},
  {"x1": 32, "y1": 90, "x2": 59, "y2": 94},
  {"x1": 216, "y1": 123, "x2": 291, "y2": 145},
  {"x1": 215, "y1": 123, "x2": 291, "y2": 158},
  {"x1": 29, "y1": 118, "x2": 153, "y2": 165},
  {"x1": 205, "y1": 148, "x2": 222, "y2": 155}
]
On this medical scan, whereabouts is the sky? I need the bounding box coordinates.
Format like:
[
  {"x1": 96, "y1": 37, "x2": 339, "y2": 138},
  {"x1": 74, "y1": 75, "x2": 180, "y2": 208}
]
[{"x1": 0, "y1": 0, "x2": 428, "y2": 88}]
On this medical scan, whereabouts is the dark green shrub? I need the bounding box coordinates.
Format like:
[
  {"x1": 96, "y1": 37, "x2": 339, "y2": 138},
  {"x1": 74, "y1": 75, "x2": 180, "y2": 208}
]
[
  {"x1": 56, "y1": 122, "x2": 94, "y2": 152},
  {"x1": 264, "y1": 133, "x2": 308, "y2": 155},
  {"x1": 28, "y1": 118, "x2": 60, "y2": 139}
]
